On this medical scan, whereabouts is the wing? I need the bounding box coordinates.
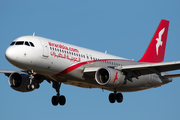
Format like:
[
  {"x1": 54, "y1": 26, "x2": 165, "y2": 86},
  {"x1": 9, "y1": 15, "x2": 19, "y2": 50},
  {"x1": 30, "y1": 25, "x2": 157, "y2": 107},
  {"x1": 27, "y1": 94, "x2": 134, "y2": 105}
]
[
  {"x1": 83, "y1": 61, "x2": 180, "y2": 79},
  {"x1": 115, "y1": 61, "x2": 180, "y2": 78},
  {"x1": 0, "y1": 70, "x2": 23, "y2": 77}
]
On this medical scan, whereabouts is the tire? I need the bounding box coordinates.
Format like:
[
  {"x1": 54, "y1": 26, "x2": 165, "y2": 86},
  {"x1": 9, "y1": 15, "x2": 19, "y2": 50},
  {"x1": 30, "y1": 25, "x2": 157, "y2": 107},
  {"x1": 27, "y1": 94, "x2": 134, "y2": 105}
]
[
  {"x1": 30, "y1": 84, "x2": 35, "y2": 90},
  {"x1": 116, "y1": 93, "x2": 123, "y2": 103},
  {"x1": 109, "y1": 93, "x2": 116, "y2": 103},
  {"x1": 59, "y1": 95, "x2": 66, "y2": 106},
  {"x1": 27, "y1": 84, "x2": 31, "y2": 90},
  {"x1": 34, "y1": 83, "x2": 40, "y2": 89},
  {"x1": 52, "y1": 96, "x2": 58, "y2": 106}
]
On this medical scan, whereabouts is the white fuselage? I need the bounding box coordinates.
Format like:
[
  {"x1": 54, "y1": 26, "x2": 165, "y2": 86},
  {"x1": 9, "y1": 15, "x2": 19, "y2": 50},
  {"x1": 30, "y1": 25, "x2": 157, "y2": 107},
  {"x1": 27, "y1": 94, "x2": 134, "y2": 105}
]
[{"x1": 5, "y1": 36, "x2": 171, "y2": 92}]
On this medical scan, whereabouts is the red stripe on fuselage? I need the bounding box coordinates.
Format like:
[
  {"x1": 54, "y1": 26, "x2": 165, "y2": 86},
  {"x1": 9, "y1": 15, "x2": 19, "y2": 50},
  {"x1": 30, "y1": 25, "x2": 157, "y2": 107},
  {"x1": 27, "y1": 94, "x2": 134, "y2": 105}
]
[{"x1": 52, "y1": 59, "x2": 131, "y2": 77}]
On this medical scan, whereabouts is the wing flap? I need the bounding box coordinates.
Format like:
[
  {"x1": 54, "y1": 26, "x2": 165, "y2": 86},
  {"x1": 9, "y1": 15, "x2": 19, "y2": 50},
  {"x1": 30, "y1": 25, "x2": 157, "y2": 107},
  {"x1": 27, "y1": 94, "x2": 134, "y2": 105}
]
[{"x1": 161, "y1": 73, "x2": 180, "y2": 78}]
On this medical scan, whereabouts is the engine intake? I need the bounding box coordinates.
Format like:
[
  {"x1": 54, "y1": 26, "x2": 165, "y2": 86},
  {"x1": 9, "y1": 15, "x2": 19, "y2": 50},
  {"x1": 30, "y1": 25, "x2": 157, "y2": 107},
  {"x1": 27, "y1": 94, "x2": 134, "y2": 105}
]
[
  {"x1": 95, "y1": 67, "x2": 125, "y2": 86},
  {"x1": 8, "y1": 72, "x2": 33, "y2": 92}
]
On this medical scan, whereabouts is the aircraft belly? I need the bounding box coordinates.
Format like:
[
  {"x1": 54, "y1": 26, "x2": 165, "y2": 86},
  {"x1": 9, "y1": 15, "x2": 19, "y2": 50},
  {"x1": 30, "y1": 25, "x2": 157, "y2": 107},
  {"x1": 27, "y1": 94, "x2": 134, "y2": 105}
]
[
  {"x1": 40, "y1": 55, "x2": 168, "y2": 92},
  {"x1": 51, "y1": 69, "x2": 164, "y2": 92}
]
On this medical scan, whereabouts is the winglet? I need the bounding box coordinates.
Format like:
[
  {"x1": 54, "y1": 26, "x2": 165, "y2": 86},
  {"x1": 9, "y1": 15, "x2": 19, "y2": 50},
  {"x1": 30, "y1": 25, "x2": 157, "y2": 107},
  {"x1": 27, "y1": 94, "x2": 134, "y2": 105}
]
[{"x1": 138, "y1": 19, "x2": 169, "y2": 63}]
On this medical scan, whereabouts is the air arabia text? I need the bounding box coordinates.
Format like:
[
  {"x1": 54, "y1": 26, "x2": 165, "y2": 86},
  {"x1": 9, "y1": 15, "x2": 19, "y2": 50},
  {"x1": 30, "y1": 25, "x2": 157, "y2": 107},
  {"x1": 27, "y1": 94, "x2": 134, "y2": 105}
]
[
  {"x1": 50, "y1": 51, "x2": 81, "y2": 62},
  {"x1": 48, "y1": 42, "x2": 79, "y2": 53}
]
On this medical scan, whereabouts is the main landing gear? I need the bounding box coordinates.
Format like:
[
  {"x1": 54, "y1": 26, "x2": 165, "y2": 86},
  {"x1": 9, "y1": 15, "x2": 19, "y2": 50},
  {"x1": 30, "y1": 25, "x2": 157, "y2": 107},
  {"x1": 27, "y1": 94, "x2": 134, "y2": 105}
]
[
  {"x1": 51, "y1": 81, "x2": 66, "y2": 106},
  {"x1": 109, "y1": 88, "x2": 123, "y2": 103}
]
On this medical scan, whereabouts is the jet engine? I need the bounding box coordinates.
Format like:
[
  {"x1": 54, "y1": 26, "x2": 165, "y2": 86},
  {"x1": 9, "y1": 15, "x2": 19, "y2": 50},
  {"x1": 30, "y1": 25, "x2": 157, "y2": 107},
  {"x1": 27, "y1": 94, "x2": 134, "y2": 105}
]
[
  {"x1": 8, "y1": 72, "x2": 33, "y2": 92},
  {"x1": 95, "y1": 67, "x2": 125, "y2": 86}
]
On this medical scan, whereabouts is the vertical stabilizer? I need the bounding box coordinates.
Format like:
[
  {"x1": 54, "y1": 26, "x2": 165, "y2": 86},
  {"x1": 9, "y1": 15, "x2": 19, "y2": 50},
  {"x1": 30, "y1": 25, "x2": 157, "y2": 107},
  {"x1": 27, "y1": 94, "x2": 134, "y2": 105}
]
[{"x1": 138, "y1": 19, "x2": 169, "y2": 63}]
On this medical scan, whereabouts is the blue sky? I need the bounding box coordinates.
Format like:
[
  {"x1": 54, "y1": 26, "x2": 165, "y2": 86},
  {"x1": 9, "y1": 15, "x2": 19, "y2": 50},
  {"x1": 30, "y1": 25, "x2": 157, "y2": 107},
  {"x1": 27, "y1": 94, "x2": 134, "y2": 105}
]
[{"x1": 0, "y1": 0, "x2": 180, "y2": 120}]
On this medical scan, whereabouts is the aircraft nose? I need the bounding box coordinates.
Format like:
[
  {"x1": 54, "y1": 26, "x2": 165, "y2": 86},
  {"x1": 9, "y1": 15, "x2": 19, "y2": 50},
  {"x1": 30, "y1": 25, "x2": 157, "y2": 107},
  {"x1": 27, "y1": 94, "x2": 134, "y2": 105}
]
[{"x1": 5, "y1": 47, "x2": 19, "y2": 62}]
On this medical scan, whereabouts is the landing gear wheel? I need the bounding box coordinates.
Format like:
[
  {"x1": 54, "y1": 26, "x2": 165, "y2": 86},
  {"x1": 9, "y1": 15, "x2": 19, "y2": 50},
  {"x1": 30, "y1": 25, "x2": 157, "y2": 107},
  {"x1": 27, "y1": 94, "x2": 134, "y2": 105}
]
[
  {"x1": 59, "y1": 95, "x2": 66, "y2": 105},
  {"x1": 109, "y1": 92, "x2": 123, "y2": 103},
  {"x1": 116, "y1": 93, "x2": 123, "y2": 103},
  {"x1": 34, "y1": 83, "x2": 40, "y2": 89},
  {"x1": 109, "y1": 93, "x2": 116, "y2": 103},
  {"x1": 30, "y1": 84, "x2": 35, "y2": 90},
  {"x1": 27, "y1": 70, "x2": 39, "y2": 90},
  {"x1": 27, "y1": 84, "x2": 35, "y2": 90},
  {"x1": 52, "y1": 96, "x2": 59, "y2": 106},
  {"x1": 27, "y1": 84, "x2": 31, "y2": 90}
]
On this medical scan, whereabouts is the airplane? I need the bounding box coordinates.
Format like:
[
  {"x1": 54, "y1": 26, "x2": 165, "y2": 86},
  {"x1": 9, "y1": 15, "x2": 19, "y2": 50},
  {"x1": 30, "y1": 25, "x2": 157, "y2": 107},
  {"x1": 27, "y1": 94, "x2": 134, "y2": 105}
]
[{"x1": 1, "y1": 19, "x2": 180, "y2": 106}]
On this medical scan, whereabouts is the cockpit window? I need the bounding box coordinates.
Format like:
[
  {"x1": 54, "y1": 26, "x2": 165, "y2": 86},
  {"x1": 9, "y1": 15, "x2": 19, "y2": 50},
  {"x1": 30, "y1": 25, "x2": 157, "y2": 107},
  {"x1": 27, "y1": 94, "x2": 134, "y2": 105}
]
[
  {"x1": 29, "y1": 42, "x2": 35, "y2": 47},
  {"x1": 10, "y1": 42, "x2": 15, "y2": 46},
  {"x1": 10, "y1": 41, "x2": 35, "y2": 47},
  {"x1": 16, "y1": 41, "x2": 24, "y2": 45},
  {"x1": 25, "y1": 41, "x2": 30, "y2": 46}
]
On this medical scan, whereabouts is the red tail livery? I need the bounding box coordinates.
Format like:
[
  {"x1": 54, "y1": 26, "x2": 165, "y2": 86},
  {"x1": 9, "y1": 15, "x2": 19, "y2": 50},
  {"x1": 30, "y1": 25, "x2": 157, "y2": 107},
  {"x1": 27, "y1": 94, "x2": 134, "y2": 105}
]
[{"x1": 139, "y1": 19, "x2": 169, "y2": 63}]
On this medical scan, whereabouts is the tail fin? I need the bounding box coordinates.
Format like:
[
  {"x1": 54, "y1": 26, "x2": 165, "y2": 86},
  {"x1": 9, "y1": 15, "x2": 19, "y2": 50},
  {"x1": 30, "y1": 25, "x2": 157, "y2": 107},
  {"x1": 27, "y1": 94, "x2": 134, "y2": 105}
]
[{"x1": 138, "y1": 19, "x2": 169, "y2": 63}]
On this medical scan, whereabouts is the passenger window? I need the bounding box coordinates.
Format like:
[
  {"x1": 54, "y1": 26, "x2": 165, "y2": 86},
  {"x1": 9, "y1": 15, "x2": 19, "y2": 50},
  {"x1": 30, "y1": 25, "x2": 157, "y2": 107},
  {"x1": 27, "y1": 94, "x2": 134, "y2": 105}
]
[
  {"x1": 10, "y1": 42, "x2": 15, "y2": 46},
  {"x1": 29, "y1": 42, "x2": 35, "y2": 47},
  {"x1": 16, "y1": 41, "x2": 24, "y2": 45},
  {"x1": 25, "y1": 41, "x2": 30, "y2": 46}
]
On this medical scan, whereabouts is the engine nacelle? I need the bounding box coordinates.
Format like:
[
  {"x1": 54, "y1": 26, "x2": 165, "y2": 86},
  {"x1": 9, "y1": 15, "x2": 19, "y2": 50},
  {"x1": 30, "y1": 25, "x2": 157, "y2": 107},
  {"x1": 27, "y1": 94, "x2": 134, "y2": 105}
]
[
  {"x1": 95, "y1": 67, "x2": 125, "y2": 86},
  {"x1": 8, "y1": 72, "x2": 33, "y2": 92}
]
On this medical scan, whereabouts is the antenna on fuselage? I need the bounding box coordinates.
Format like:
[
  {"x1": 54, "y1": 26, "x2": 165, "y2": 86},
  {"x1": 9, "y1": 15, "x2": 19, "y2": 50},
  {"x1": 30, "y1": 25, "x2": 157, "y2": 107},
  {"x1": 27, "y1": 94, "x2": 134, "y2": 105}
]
[
  {"x1": 105, "y1": 50, "x2": 107, "y2": 54},
  {"x1": 33, "y1": 32, "x2": 35, "y2": 36}
]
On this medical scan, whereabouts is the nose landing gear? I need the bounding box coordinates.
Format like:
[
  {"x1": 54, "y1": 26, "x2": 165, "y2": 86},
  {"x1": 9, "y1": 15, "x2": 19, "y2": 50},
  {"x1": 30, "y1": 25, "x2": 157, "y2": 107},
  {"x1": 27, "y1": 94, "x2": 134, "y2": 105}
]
[{"x1": 27, "y1": 70, "x2": 40, "y2": 90}]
